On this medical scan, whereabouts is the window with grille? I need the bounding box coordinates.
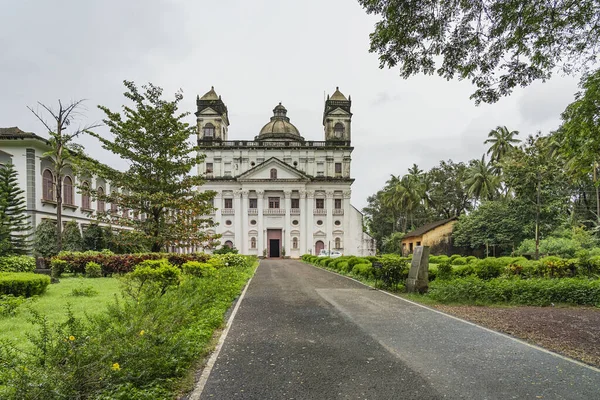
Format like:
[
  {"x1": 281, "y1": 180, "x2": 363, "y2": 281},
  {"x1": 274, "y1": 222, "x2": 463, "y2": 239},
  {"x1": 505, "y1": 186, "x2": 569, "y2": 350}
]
[
  {"x1": 270, "y1": 168, "x2": 277, "y2": 179},
  {"x1": 315, "y1": 198, "x2": 324, "y2": 209},
  {"x1": 292, "y1": 237, "x2": 298, "y2": 249},
  {"x1": 291, "y1": 198, "x2": 299, "y2": 208},
  {"x1": 203, "y1": 123, "x2": 215, "y2": 137},
  {"x1": 63, "y1": 176, "x2": 73, "y2": 205},
  {"x1": 334, "y1": 199, "x2": 342, "y2": 209},
  {"x1": 268, "y1": 197, "x2": 280, "y2": 208},
  {"x1": 206, "y1": 163, "x2": 213, "y2": 173},
  {"x1": 335, "y1": 163, "x2": 342, "y2": 176},
  {"x1": 97, "y1": 187, "x2": 105, "y2": 212},
  {"x1": 81, "y1": 182, "x2": 91, "y2": 209},
  {"x1": 42, "y1": 169, "x2": 54, "y2": 200},
  {"x1": 224, "y1": 198, "x2": 233, "y2": 209},
  {"x1": 251, "y1": 237, "x2": 256, "y2": 249}
]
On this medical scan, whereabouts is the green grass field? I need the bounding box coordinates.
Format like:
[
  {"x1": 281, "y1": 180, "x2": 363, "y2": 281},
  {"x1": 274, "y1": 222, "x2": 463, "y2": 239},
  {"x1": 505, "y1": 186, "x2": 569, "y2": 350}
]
[{"x1": 0, "y1": 276, "x2": 121, "y2": 348}]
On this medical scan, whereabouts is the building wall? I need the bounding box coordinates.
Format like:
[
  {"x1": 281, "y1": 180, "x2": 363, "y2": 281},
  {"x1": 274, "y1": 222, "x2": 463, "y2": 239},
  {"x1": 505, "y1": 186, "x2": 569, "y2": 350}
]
[{"x1": 401, "y1": 220, "x2": 457, "y2": 256}]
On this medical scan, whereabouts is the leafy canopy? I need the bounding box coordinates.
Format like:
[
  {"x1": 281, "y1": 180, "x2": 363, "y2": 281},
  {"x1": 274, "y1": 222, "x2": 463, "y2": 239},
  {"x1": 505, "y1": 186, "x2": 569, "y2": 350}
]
[
  {"x1": 359, "y1": 0, "x2": 600, "y2": 104},
  {"x1": 88, "y1": 81, "x2": 217, "y2": 252}
]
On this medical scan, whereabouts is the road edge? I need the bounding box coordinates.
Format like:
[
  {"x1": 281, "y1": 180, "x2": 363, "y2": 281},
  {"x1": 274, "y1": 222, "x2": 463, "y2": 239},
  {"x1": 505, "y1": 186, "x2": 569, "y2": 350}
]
[
  {"x1": 188, "y1": 262, "x2": 259, "y2": 399},
  {"x1": 306, "y1": 261, "x2": 600, "y2": 374}
]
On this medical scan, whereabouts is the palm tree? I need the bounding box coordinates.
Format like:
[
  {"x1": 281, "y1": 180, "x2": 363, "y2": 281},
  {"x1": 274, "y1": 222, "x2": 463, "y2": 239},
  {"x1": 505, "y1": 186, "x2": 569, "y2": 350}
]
[
  {"x1": 485, "y1": 126, "x2": 521, "y2": 163},
  {"x1": 465, "y1": 155, "x2": 500, "y2": 204}
]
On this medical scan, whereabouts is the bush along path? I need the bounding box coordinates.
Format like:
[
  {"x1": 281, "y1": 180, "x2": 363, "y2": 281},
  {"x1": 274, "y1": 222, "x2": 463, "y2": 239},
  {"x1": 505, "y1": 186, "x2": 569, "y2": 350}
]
[{"x1": 0, "y1": 254, "x2": 258, "y2": 400}]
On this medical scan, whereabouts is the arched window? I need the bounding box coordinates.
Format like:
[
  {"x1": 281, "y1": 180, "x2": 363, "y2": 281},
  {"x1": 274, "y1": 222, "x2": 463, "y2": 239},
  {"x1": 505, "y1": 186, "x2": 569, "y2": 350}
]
[
  {"x1": 203, "y1": 123, "x2": 215, "y2": 138},
  {"x1": 81, "y1": 182, "x2": 91, "y2": 209},
  {"x1": 292, "y1": 237, "x2": 298, "y2": 249},
  {"x1": 122, "y1": 207, "x2": 129, "y2": 219},
  {"x1": 333, "y1": 123, "x2": 345, "y2": 138},
  {"x1": 335, "y1": 237, "x2": 341, "y2": 249},
  {"x1": 224, "y1": 240, "x2": 233, "y2": 248},
  {"x1": 270, "y1": 168, "x2": 277, "y2": 179},
  {"x1": 110, "y1": 191, "x2": 118, "y2": 213},
  {"x1": 42, "y1": 169, "x2": 54, "y2": 200},
  {"x1": 250, "y1": 237, "x2": 257, "y2": 249},
  {"x1": 63, "y1": 176, "x2": 73, "y2": 205},
  {"x1": 97, "y1": 187, "x2": 105, "y2": 212}
]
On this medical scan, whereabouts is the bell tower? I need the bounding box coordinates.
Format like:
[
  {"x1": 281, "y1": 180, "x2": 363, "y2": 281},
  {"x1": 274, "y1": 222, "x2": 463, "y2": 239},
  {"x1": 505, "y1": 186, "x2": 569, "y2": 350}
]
[
  {"x1": 196, "y1": 86, "x2": 230, "y2": 141},
  {"x1": 323, "y1": 87, "x2": 352, "y2": 143}
]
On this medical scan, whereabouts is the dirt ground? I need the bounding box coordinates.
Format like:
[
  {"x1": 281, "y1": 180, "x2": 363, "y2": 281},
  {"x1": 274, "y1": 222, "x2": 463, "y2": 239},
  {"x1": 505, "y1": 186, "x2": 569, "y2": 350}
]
[{"x1": 432, "y1": 305, "x2": 600, "y2": 368}]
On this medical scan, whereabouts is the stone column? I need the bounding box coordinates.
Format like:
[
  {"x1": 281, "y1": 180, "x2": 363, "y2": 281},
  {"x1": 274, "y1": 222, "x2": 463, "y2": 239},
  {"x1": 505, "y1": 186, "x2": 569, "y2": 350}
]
[
  {"x1": 306, "y1": 190, "x2": 314, "y2": 254},
  {"x1": 284, "y1": 190, "x2": 291, "y2": 257},
  {"x1": 241, "y1": 190, "x2": 249, "y2": 254},
  {"x1": 326, "y1": 190, "x2": 334, "y2": 252},
  {"x1": 343, "y1": 190, "x2": 351, "y2": 254},
  {"x1": 234, "y1": 190, "x2": 242, "y2": 251},
  {"x1": 257, "y1": 190, "x2": 264, "y2": 256},
  {"x1": 299, "y1": 189, "x2": 307, "y2": 255}
]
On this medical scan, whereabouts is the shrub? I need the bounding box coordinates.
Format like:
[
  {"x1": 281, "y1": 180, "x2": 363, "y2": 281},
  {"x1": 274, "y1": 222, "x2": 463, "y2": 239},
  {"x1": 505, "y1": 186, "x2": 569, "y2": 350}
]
[
  {"x1": 0, "y1": 294, "x2": 35, "y2": 316},
  {"x1": 466, "y1": 256, "x2": 478, "y2": 264},
  {"x1": 62, "y1": 221, "x2": 83, "y2": 252},
  {"x1": 337, "y1": 261, "x2": 350, "y2": 273},
  {"x1": 351, "y1": 263, "x2": 374, "y2": 279},
  {"x1": 538, "y1": 256, "x2": 577, "y2": 278},
  {"x1": 449, "y1": 254, "x2": 461, "y2": 262},
  {"x1": 451, "y1": 256, "x2": 468, "y2": 265},
  {"x1": 0, "y1": 273, "x2": 51, "y2": 297},
  {"x1": 474, "y1": 258, "x2": 504, "y2": 280},
  {"x1": 437, "y1": 260, "x2": 453, "y2": 280},
  {"x1": 210, "y1": 253, "x2": 252, "y2": 268},
  {"x1": 377, "y1": 254, "x2": 409, "y2": 289},
  {"x1": 0, "y1": 255, "x2": 36, "y2": 272},
  {"x1": 126, "y1": 260, "x2": 181, "y2": 297},
  {"x1": 323, "y1": 258, "x2": 336, "y2": 268},
  {"x1": 50, "y1": 259, "x2": 68, "y2": 278},
  {"x1": 182, "y1": 261, "x2": 216, "y2": 277},
  {"x1": 428, "y1": 276, "x2": 600, "y2": 306},
  {"x1": 85, "y1": 262, "x2": 102, "y2": 278},
  {"x1": 33, "y1": 219, "x2": 58, "y2": 257},
  {"x1": 429, "y1": 255, "x2": 449, "y2": 264},
  {"x1": 213, "y1": 246, "x2": 239, "y2": 255},
  {"x1": 453, "y1": 264, "x2": 477, "y2": 277}
]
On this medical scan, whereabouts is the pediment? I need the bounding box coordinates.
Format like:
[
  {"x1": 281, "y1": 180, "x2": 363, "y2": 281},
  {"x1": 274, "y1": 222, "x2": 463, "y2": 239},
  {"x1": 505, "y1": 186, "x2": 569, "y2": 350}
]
[
  {"x1": 248, "y1": 229, "x2": 258, "y2": 235},
  {"x1": 199, "y1": 107, "x2": 218, "y2": 115},
  {"x1": 221, "y1": 230, "x2": 235, "y2": 236},
  {"x1": 290, "y1": 229, "x2": 300, "y2": 235},
  {"x1": 238, "y1": 157, "x2": 310, "y2": 181},
  {"x1": 328, "y1": 107, "x2": 350, "y2": 116},
  {"x1": 333, "y1": 229, "x2": 344, "y2": 235},
  {"x1": 314, "y1": 230, "x2": 326, "y2": 236}
]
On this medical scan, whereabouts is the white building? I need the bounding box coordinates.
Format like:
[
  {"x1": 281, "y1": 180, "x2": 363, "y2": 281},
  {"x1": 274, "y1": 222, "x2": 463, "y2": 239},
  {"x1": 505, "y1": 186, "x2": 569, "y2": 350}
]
[
  {"x1": 196, "y1": 87, "x2": 375, "y2": 258},
  {"x1": 0, "y1": 127, "x2": 126, "y2": 236}
]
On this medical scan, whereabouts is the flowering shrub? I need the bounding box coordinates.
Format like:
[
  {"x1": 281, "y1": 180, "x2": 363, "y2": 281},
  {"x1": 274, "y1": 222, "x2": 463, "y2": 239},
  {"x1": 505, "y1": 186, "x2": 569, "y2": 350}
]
[{"x1": 53, "y1": 251, "x2": 211, "y2": 275}]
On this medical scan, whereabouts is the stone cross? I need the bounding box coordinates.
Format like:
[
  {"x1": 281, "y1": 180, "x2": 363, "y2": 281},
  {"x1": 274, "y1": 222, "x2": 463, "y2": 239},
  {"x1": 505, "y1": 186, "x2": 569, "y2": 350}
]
[{"x1": 406, "y1": 246, "x2": 430, "y2": 293}]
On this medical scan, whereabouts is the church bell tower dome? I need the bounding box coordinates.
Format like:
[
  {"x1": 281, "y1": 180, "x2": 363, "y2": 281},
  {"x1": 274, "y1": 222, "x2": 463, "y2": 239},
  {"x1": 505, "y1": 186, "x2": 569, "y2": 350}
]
[{"x1": 256, "y1": 103, "x2": 305, "y2": 141}]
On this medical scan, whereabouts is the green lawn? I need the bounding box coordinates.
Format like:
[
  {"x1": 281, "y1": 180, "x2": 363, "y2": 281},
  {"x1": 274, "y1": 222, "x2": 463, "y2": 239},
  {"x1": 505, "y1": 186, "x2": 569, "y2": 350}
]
[{"x1": 0, "y1": 276, "x2": 121, "y2": 348}]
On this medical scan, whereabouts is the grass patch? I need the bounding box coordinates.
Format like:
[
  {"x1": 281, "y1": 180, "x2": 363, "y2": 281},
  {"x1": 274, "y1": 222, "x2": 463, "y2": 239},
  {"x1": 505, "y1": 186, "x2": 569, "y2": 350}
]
[{"x1": 0, "y1": 276, "x2": 120, "y2": 348}]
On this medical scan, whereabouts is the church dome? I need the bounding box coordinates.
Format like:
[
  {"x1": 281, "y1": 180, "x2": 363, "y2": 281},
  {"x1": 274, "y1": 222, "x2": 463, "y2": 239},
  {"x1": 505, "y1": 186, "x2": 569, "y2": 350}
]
[
  {"x1": 200, "y1": 86, "x2": 219, "y2": 100},
  {"x1": 257, "y1": 103, "x2": 304, "y2": 141},
  {"x1": 330, "y1": 87, "x2": 347, "y2": 101}
]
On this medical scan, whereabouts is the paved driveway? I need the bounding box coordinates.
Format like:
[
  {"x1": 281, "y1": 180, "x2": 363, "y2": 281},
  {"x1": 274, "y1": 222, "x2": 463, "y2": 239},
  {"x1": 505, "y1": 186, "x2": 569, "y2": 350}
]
[{"x1": 199, "y1": 259, "x2": 600, "y2": 399}]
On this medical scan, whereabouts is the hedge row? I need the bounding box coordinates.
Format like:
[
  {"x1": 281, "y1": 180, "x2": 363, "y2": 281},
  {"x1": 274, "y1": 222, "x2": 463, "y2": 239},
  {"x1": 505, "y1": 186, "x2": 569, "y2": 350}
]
[
  {"x1": 301, "y1": 254, "x2": 410, "y2": 289},
  {"x1": 0, "y1": 273, "x2": 51, "y2": 297},
  {"x1": 0, "y1": 256, "x2": 36, "y2": 273},
  {"x1": 52, "y1": 251, "x2": 212, "y2": 275},
  {"x1": 428, "y1": 276, "x2": 600, "y2": 306}
]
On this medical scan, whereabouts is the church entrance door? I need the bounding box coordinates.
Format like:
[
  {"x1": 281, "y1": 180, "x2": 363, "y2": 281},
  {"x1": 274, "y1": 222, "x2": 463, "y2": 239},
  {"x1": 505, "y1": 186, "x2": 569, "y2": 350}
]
[
  {"x1": 267, "y1": 229, "x2": 282, "y2": 258},
  {"x1": 315, "y1": 240, "x2": 325, "y2": 255}
]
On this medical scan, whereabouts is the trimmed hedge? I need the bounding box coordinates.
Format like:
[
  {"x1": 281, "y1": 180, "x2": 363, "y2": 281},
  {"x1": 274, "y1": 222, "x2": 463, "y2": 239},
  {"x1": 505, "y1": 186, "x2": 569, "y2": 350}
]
[
  {"x1": 0, "y1": 256, "x2": 36, "y2": 273},
  {"x1": 53, "y1": 251, "x2": 211, "y2": 275},
  {"x1": 428, "y1": 276, "x2": 600, "y2": 306},
  {"x1": 0, "y1": 273, "x2": 51, "y2": 297}
]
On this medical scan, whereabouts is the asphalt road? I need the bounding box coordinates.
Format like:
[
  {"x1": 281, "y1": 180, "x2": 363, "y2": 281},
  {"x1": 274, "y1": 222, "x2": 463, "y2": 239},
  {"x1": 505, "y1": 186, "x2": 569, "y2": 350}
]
[{"x1": 200, "y1": 259, "x2": 600, "y2": 399}]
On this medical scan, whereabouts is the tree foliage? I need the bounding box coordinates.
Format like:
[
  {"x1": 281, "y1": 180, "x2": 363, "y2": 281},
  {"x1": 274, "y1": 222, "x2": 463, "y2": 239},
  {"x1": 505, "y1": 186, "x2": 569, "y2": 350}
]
[
  {"x1": 0, "y1": 163, "x2": 31, "y2": 255},
  {"x1": 358, "y1": 0, "x2": 600, "y2": 103},
  {"x1": 33, "y1": 219, "x2": 58, "y2": 258},
  {"x1": 86, "y1": 81, "x2": 218, "y2": 252},
  {"x1": 61, "y1": 221, "x2": 83, "y2": 252}
]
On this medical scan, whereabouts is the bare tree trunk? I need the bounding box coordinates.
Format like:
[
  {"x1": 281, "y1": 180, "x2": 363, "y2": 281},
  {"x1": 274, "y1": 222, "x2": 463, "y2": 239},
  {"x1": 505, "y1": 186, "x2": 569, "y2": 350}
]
[{"x1": 595, "y1": 162, "x2": 599, "y2": 224}]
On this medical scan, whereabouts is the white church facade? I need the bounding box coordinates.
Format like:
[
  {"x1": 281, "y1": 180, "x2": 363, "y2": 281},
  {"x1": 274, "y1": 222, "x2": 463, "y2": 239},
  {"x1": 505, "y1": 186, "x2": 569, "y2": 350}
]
[{"x1": 196, "y1": 87, "x2": 375, "y2": 258}]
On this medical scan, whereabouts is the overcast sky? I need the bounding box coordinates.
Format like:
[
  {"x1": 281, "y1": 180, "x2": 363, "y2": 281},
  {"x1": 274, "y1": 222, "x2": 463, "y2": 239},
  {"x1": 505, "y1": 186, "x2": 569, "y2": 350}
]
[{"x1": 0, "y1": 0, "x2": 582, "y2": 210}]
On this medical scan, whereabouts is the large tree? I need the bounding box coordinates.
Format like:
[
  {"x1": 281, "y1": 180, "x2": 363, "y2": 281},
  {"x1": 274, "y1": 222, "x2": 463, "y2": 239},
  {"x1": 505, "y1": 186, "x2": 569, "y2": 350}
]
[
  {"x1": 29, "y1": 100, "x2": 100, "y2": 251},
  {"x1": 0, "y1": 162, "x2": 31, "y2": 255},
  {"x1": 88, "y1": 81, "x2": 218, "y2": 252},
  {"x1": 485, "y1": 126, "x2": 520, "y2": 164},
  {"x1": 556, "y1": 68, "x2": 600, "y2": 223},
  {"x1": 358, "y1": 0, "x2": 600, "y2": 104},
  {"x1": 503, "y1": 134, "x2": 570, "y2": 258},
  {"x1": 464, "y1": 156, "x2": 500, "y2": 203}
]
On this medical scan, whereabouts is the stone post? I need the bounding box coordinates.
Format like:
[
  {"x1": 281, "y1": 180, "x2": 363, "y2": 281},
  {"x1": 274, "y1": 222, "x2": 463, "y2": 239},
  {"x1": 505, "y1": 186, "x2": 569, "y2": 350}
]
[{"x1": 406, "y1": 246, "x2": 430, "y2": 293}]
